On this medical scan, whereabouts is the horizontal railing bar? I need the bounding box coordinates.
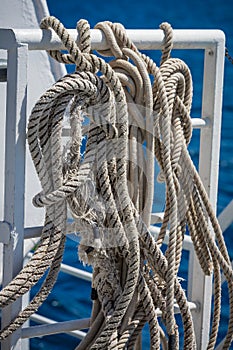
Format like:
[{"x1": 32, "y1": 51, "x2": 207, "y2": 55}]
[
  {"x1": 218, "y1": 199, "x2": 233, "y2": 233},
  {"x1": 0, "y1": 28, "x2": 225, "y2": 51},
  {"x1": 60, "y1": 262, "x2": 92, "y2": 282},
  {"x1": 156, "y1": 301, "x2": 197, "y2": 317},
  {"x1": 26, "y1": 251, "x2": 93, "y2": 282},
  {"x1": 171, "y1": 301, "x2": 197, "y2": 315},
  {"x1": 24, "y1": 221, "x2": 193, "y2": 250},
  {"x1": 24, "y1": 222, "x2": 80, "y2": 238},
  {"x1": 22, "y1": 302, "x2": 197, "y2": 339},
  {"x1": 22, "y1": 314, "x2": 90, "y2": 339},
  {"x1": 149, "y1": 225, "x2": 194, "y2": 251},
  {"x1": 150, "y1": 212, "x2": 164, "y2": 224},
  {"x1": 61, "y1": 117, "x2": 209, "y2": 137},
  {"x1": 24, "y1": 226, "x2": 42, "y2": 239},
  {"x1": 25, "y1": 221, "x2": 194, "y2": 252},
  {"x1": 191, "y1": 117, "x2": 209, "y2": 128}
]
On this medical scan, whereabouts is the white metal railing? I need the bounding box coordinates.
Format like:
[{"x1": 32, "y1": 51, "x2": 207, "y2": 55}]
[
  {"x1": 218, "y1": 199, "x2": 233, "y2": 233},
  {"x1": 0, "y1": 27, "x2": 226, "y2": 350},
  {"x1": 22, "y1": 314, "x2": 89, "y2": 340}
]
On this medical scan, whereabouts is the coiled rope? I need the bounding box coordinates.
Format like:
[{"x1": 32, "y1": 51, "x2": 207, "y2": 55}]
[{"x1": 0, "y1": 16, "x2": 232, "y2": 350}]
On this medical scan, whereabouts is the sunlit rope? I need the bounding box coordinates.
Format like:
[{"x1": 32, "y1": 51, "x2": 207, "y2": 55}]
[{"x1": 0, "y1": 16, "x2": 232, "y2": 350}]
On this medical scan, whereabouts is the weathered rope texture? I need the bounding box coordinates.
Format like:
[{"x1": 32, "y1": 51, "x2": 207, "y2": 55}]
[{"x1": 0, "y1": 16, "x2": 232, "y2": 350}]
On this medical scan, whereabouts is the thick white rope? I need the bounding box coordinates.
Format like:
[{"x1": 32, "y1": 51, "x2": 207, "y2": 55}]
[{"x1": 0, "y1": 16, "x2": 232, "y2": 350}]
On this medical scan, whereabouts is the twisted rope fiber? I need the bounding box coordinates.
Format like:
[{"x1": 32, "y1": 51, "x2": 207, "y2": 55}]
[
  {"x1": 118, "y1": 304, "x2": 146, "y2": 348},
  {"x1": 115, "y1": 29, "x2": 194, "y2": 341},
  {"x1": 0, "y1": 90, "x2": 73, "y2": 306},
  {"x1": 136, "y1": 215, "x2": 196, "y2": 350},
  {"x1": 0, "y1": 16, "x2": 232, "y2": 350},
  {"x1": 43, "y1": 16, "x2": 140, "y2": 346},
  {"x1": 104, "y1": 19, "x2": 232, "y2": 346}
]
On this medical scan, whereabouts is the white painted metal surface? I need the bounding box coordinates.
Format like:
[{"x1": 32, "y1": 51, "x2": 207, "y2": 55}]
[
  {"x1": 0, "y1": 43, "x2": 28, "y2": 350},
  {"x1": 188, "y1": 32, "x2": 226, "y2": 349},
  {"x1": 0, "y1": 0, "x2": 66, "y2": 230},
  {"x1": 1, "y1": 27, "x2": 225, "y2": 51},
  {"x1": 218, "y1": 199, "x2": 233, "y2": 233},
  {"x1": 0, "y1": 1, "x2": 66, "y2": 349},
  {"x1": 0, "y1": 24, "x2": 230, "y2": 350},
  {"x1": 22, "y1": 314, "x2": 90, "y2": 340}
]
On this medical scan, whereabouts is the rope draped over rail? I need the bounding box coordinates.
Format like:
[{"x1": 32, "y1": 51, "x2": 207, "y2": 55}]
[{"x1": 0, "y1": 16, "x2": 232, "y2": 350}]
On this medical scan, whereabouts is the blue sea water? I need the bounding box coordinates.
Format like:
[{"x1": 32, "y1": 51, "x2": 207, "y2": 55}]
[{"x1": 30, "y1": 0, "x2": 233, "y2": 348}]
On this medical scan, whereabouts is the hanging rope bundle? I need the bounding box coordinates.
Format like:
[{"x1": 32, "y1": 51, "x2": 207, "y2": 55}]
[{"x1": 0, "y1": 16, "x2": 232, "y2": 350}]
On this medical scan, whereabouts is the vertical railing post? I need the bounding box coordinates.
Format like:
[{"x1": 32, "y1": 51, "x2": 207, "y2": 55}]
[
  {"x1": 187, "y1": 32, "x2": 225, "y2": 349},
  {"x1": 1, "y1": 43, "x2": 28, "y2": 350}
]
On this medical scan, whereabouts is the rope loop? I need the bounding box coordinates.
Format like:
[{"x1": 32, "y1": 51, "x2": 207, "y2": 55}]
[
  {"x1": 95, "y1": 21, "x2": 125, "y2": 58},
  {"x1": 160, "y1": 22, "x2": 174, "y2": 65},
  {"x1": 40, "y1": 16, "x2": 94, "y2": 71}
]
